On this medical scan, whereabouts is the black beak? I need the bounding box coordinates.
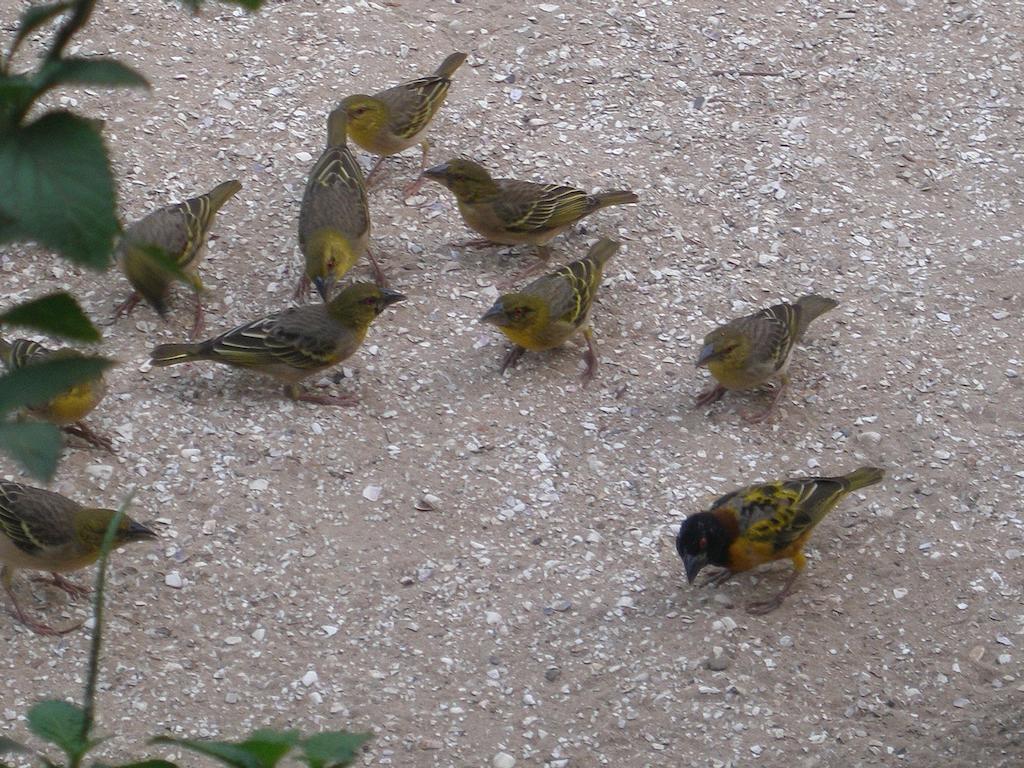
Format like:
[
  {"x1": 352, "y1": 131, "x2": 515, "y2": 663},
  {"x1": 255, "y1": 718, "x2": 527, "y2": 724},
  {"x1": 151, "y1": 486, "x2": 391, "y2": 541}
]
[
  {"x1": 480, "y1": 300, "x2": 506, "y2": 325},
  {"x1": 128, "y1": 520, "x2": 158, "y2": 541},
  {"x1": 695, "y1": 343, "x2": 716, "y2": 368},
  {"x1": 423, "y1": 162, "x2": 449, "y2": 179},
  {"x1": 380, "y1": 288, "x2": 406, "y2": 307},
  {"x1": 683, "y1": 553, "x2": 704, "y2": 584},
  {"x1": 313, "y1": 276, "x2": 331, "y2": 302}
]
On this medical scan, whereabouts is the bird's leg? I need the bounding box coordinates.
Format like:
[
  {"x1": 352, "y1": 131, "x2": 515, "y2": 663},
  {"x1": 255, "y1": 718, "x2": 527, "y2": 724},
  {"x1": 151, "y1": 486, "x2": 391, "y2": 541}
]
[
  {"x1": 580, "y1": 327, "x2": 599, "y2": 387},
  {"x1": 499, "y1": 346, "x2": 526, "y2": 375},
  {"x1": 703, "y1": 568, "x2": 734, "y2": 588},
  {"x1": 366, "y1": 249, "x2": 389, "y2": 289},
  {"x1": 31, "y1": 572, "x2": 91, "y2": 600},
  {"x1": 364, "y1": 156, "x2": 388, "y2": 190},
  {"x1": 746, "y1": 552, "x2": 804, "y2": 615},
  {"x1": 510, "y1": 245, "x2": 553, "y2": 283},
  {"x1": 111, "y1": 291, "x2": 142, "y2": 322},
  {"x1": 3, "y1": 568, "x2": 81, "y2": 636},
  {"x1": 402, "y1": 140, "x2": 430, "y2": 197},
  {"x1": 285, "y1": 384, "x2": 360, "y2": 408},
  {"x1": 190, "y1": 288, "x2": 205, "y2": 340},
  {"x1": 293, "y1": 274, "x2": 311, "y2": 303},
  {"x1": 746, "y1": 374, "x2": 789, "y2": 423},
  {"x1": 694, "y1": 384, "x2": 726, "y2": 408},
  {"x1": 61, "y1": 422, "x2": 114, "y2": 453}
]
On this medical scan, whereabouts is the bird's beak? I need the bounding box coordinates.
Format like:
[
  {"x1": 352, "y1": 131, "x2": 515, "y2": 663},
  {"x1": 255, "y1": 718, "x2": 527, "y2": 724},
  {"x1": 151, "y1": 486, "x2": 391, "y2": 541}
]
[
  {"x1": 128, "y1": 521, "x2": 158, "y2": 541},
  {"x1": 480, "y1": 300, "x2": 506, "y2": 325},
  {"x1": 380, "y1": 288, "x2": 406, "y2": 307},
  {"x1": 314, "y1": 276, "x2": 333, "y2": 302},
  {"x1": 683, "y1": 553, "x2": 706, "y2": 584},
  {"x1": 423, "y1": 162, "x2": 449, "y2": 179},
  {"x1": 695, "y1": 343, "x2": 717, "y2": 368}
]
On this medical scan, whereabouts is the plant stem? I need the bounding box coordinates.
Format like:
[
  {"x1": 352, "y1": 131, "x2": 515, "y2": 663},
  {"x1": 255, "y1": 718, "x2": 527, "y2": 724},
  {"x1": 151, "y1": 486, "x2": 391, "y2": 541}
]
[{"x1": 47, "y1": 0, "x2": 97, "y2": 63}]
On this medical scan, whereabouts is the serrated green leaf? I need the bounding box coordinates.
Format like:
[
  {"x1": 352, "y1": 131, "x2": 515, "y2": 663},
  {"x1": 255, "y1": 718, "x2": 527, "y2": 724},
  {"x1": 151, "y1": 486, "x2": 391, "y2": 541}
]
[
  {"x1": 299, "y1": 732, "x2": 371, "y2": 768},
  {"x1": 0, "y1": 355, "x2": 111, "y2": 414},
  {"x1": 0, "y1": 292, "x2": 101, "y2": 341},
  {"x1": 9, "y1": 2, "x2": 74, "y2": 62},
  {"x1": 27, "y1": 700, "x2": 90, "y2": 760},
  {"x1": 38, "y1": 57, "x2": 149, "y2": 90},
  {"x1": 0, "y1": 420, "x2": 62, "y2": 480},
  {"x1": 0, "y1": 110, "x2": 117, "y2": 268}
]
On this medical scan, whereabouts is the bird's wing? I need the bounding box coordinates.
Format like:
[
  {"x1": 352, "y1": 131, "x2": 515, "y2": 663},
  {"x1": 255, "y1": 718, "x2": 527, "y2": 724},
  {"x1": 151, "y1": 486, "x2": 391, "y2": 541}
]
[
  {"x1": 527, "y1": 254, "x2": 604, "y2": 328},
  {"x1": 125, "y1": 205, "x2": 192, "y2": 267},
  {"x1": 493, "y1": 181, "x2": 593, "y2": 234},
  {"x1": 300, "y1": 147, "x2": 370, "y2": 241},
  {"x1": 206, "y1": 307, "x2": 340, "y2": 371},
  {"x1": 712, "y1": 482, "x2": 813, "y2": 552},
  {"x1": 735, "y1": 302, "x2": 799, "y2": 371},
  {"x1": 0, "y1": 483, "x2": 73, "y2": 556},
  {"x1": 377, "y1": 76, "x2": 451, "y2": 141},
  {"x1": 2, "y1": 339, "x2": 48, "y2": 370}
]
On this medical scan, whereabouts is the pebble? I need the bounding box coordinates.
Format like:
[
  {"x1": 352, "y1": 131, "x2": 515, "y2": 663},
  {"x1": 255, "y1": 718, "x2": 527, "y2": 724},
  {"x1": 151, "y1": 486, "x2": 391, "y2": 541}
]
[
  {"x1": 493, "y1": 752, "x2": 516, "y2": 768},
  {"x1": 164, "y1": 572, "x2": 183, "y2": 589},
  {"x1": 301, "y1": 670, "x2": 318, "y2": 687},
  {"x1": 486, "y1": 611, "x2": 503, "y2": 625}
]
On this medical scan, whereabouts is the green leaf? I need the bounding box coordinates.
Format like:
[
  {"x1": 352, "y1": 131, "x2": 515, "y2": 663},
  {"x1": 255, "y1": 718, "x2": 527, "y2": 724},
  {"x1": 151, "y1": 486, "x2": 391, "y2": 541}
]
[
  {"x1": 0, "y1": 421, "x2": 62, "y2": 481},
  {"x1": 0, "y1": 74, "x2": 38, "y2": 128},
  {"x1": 0, "y1": 292, "x2": 101, "y2": 341},
  {"x1": 0, "y1": 110, "x2": 117, "y2": 268},
  {"x1": 0, "y1": 355, "x2": 111, "y2": 414},
  {"x1": 38, "y1": 57, "x2": 149, "y2": 90},
  {"x1": 8, "y1": 2, "x2": 74, "y2": 62},
  {"x1": 27, "y1": 700, "x2": 90, "y2": 760},
  {"x1": 100, "y1": 762, "x2": 179, "y2": 768},
  {"x1": 181, "y1": 0, "x2": 266, "y2": 10},
  {"x1": 153, "y1": 730, "x2": 299, "y2": 768},
  {"x1": 299, "y1": 732, "x2": 372, "y2": 768}
]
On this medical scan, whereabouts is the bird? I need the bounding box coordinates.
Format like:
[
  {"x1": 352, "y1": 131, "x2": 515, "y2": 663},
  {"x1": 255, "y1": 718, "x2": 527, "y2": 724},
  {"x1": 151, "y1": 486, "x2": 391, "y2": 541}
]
[
  {"x1": 339, "y1": 52, "x2": 468, "y2": 196},
  {"x1": 150, "y1": 282, "x2": 405, "y2": 406},
  {"x1": 479, "y1": 238, "x2": 618, "y2": 385},
  {"x1": 0, "y1": 336, "x2": 112, "y2": 451},
  {"x1": 422, "y1": 158, "x2": 637, "y2": 275},
  {"x1": 676, "y1": 466, "x2": 885, "y2": 615},
  {"x1": 695, "y1": 294, "x2": 838, "y2": 422},
  {"x1": 113, "y1": 179, "x2": 242, "y2": 338},
  {"x1": 296, "y1": 107, "x2": 382, "y2": 301},
  {"x1": 0, "y1": 481, "x2": 156, "y2": 635}
]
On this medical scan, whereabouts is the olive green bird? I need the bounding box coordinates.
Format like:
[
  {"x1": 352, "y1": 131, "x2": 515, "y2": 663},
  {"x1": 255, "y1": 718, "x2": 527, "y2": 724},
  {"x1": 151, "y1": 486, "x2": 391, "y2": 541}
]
[
  {"x1": 480, "y1": 238, "x2": 618, "y2": 385},
  {"x1": 114, "y1": 179, "x2": 242, "y2": 337},
  {"x1": 0, "y1": 482, "x2": 156, "y2": 635},
  {"x1": 0, "y1": 337, "x2": 112, "y2": 451},
  {"x1": 150, "y1": 282, "x2": 404, "y2": 406},
  {"x1": 423, "y1": 158, "x2": 637, "y2": 276},
  {"x1": 339, "y1": 52, "x2": 468, "y2": 196},
  {"x1": 676, "y1": 467, "x2": 885, "y2": 614},
  {"x1": 297, "y1": 108, "x2": 381, "y2": 301},
  {"x1": 695, "y1": 294, "x2": 838, "y2": 422}
]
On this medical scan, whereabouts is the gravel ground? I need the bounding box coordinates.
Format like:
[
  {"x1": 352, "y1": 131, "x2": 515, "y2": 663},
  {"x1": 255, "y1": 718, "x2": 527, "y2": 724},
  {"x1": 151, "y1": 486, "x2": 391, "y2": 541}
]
[{"x1": 1, "y1": 1, "x2": 1022, "y2": 766}]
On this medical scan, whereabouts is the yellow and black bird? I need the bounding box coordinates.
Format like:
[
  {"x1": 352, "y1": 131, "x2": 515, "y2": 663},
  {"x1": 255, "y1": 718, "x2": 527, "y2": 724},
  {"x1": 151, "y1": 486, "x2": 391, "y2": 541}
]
[
  {"x1": 114, "y1": 179, "x2": 242, "y2": 338},
  {"x1": 297, "y1": 108, "x2": 381, "y2": 301},
  {"x1": 0, "y1": 481, "x2": 155, "y2": 635},
  {"x1": 339, "y1": 52, "x2": 468, "y2": 195},
  {"x1": 480, "y1": 238, "x2": 618, "y2": 385},
  {"x1": 695, "y1": 294, "x2": 838, "y2": 421},
  {"x1": 423, "y1": 158, "x2": 637, "y2": 272},
  {"x1": 0, "y1": 337, "x2": 112, "y2": 451},
  {"x1": 676, "y1": 467, "x2": 885, "y2": 614},
  {"x1": 150, "y1": 282, "x2": 404, "y2": 406}
]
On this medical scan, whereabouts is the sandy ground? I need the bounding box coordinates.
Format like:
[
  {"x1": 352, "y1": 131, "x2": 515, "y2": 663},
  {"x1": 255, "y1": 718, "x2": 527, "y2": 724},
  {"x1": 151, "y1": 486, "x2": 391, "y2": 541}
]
[{"x1": 1, "y1": 0, "x2": 1022, "y2": 766}]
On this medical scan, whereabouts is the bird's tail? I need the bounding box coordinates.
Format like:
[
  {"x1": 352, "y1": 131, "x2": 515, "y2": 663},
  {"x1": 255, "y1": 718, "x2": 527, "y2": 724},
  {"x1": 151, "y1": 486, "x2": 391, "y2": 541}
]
[
  {"x1": 592, "y1": 190, "x2": 639, "y2": 210},
  {"x1": 204, "y1": 180, "x2": 242, "y2": 215},
  {"x1": 585, "y1": 237, "x2": 620, "y2": 269},
  {"x1": 327, "y1": 107, "x2": 349, "y2": 148},
  {"x1": 435, "y1": 52, "x2": 468, "y2": 78},
  {"x1": 794, "y1": 294, "x2": 839, "y2": 340},
  {"x1": 840, "y1": 466, "x2": 885, "y2": 492},
  {"x1": 150, "y1": 342, "x2": 204, "y2": 367}
]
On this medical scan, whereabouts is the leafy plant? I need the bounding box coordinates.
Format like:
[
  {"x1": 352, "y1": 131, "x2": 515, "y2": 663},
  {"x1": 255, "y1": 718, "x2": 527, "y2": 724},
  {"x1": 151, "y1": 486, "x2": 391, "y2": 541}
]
[
  {"x1": 0, "y1": 0, "x2": 260, "y2": 479},
  {"x1": 0, "y1": 503, "x2": 371, "y2": 768}
]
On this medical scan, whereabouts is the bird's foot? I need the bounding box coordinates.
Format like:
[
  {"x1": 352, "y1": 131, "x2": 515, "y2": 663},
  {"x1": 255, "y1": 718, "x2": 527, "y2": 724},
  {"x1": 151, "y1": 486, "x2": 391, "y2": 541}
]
[
  {"x1": 7, "y1": 604, "x2": 83, "y2": 636},
  {"x1": 703, "y1": 568, "x2": 734, "y2": 588},
  {"x1": 694, "y1": 385, "x2": 726, "y2": 408},
  {"x1": 745, "y1": 594, "x2": 786, "y2": 615},
  {"x1": 190, "y1": 298, "x2": 205, "y2": 340},
  {"x1": 579, "y1": 330, "x2": 599, "y2": 387},
  {"x1": 293, "y1": 275, "x2": 312, "y2": 303},
  {"x1": 287, "y1": 386, "x2": 360, "y2": 407},
  {"x1": 499, "y1": 346, "x2": 525, "y2": 375},
  {"x1": 450, "y1": 238, "x2": 495, "y2": 250},
  {"x1": 110, "y1": 292, "x2": 141, "y2": 323},
  {"x1": 402, "y1": 175, "x2": 425, "y2": 198},
  {"x1": 367, "y1": 252, "x2": 389, "y2": 289},
  {"x1": 32, "y1": 573, "x2": 91, "y2": 600},
  {"x1": 61, "y1": 423, "x2": 115, "y2": 452}
]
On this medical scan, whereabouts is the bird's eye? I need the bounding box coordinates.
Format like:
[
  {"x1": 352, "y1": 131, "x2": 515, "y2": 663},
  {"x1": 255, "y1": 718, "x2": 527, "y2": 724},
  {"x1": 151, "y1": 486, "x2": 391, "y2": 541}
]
[
  {"x1": 698, "y1": 536, "x2": 707, "y2": 551},
  {"x1": 362, "y1": 296, "x2": 377, "y2": 305}
]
